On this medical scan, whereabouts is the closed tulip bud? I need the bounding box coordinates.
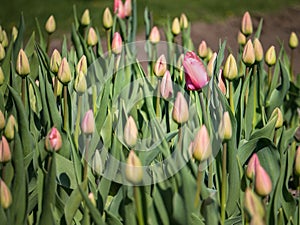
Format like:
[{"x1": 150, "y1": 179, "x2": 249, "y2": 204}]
[
  {"x1": 1, "y1": 30, "x2": 8, "y2": 48},
  {"x1": 154, "y1": 55, "x2": 167, "y2": 77},
  {"x1": 0, "y1": 67, "x2": 4, "y2": 86},
  {"x1": 126, "y1": 150, "x2": 143, "y2": 184},
  {"x1": 172, "y1": 17, "x2": 181, "y2": 36},
  {"x1": 289, "y1": 32, "x2": 298, "y2": 49},
  {"x1": 114, "y1": 0, "x2": 126, "y2": 19},
  {"x1": 198, "y1": 40, "x2": 208, "y2": 59},
  {"x1": 81, "y1": 9, "x2": 90, "y2": 26},
  {"x1": 180, "y1": 13, "x2": 189, "y2": 29},
  {"x1": 0, "y1": 179, "x2": 12, "y2": 209},
  {"x1": 270, "y1": 107, "x2": 283, "y2": 128},
  {"x1": 244, "y1": 188, "x2": 265, "y2": 218},
  {"x1": 253, "y1": 38, "x2": 264, "y2": 62},
  {"x1": 255, "y1": 164, "x2": 272, "y2": 196},
  {"x1": 112, "y1": 32, "x2": 123, "y2": 55},
  {"x1": 160, "y1": 70, "x2": 173, "y2": 99},
  {"x1": 124, "y1": 0, "x2": 132, "y2": 17},
  {"x1": 265, "y1": 45, "x2": 276, "y2": 66},
  {"x1": 92, "y1": 150, "x2": 102, "y2": 177},
  {"x1": 45, "y1": 15, "x2": 56, "y2": 34},
  {"x1": 87, "y1": 27, "x2": 98, "y2": 46},
  {"x1": 0, "y1": 43, "x2": 5, "y2": 61},
  {"x1": 183, "y1": 51, "x2": 209, "y2": 90},
  {"x1": 172, "y1": 92, "x2": 189, "y2": 124},
  {"x1": 16, "y1": 49, "x2": 30, "y2": 77},
  {"x1": 193, "y1": 125, "x2": 212, "y2": 161},
  {"x1": 250, "y1": 216, "x2": 265, "y2": 225},
  {"x1": 219, "y1": 111, "x2": 232, "y2": 140},
  {"x1": 76, "y1": 55, "x2": 87, "y2": 76},
  {"x1": 294, "y1": 146, "x2": 300, "y2": 176},
  {"x1": 12, "y1": 26, "x2": 18, "y2": 42},
  {"x1": 242, "y1": 39, "x2": 255, "y2": 66},
  {"x1": 103, "y1": 7, "x2": 113, "y2": 30},
  {"x1": 149, "y1": 26, "x2": 160, "y2": 44},
  {"x1": 50, "y1": 49, "x2": 62, "y2": 73},
  {"x1": 74, "y1": 71, "x2": 87, "y2": 94},
  {"x1": 4, "y1": 115, "x2": 16, "y2": 140},
  {"x1": 0, "y1": 110, "x2": 5, "y2": 130},
  {"x1": 223, "y1": 54, "x2": 238, "y2": 80},
  {"x1": 207, "y1": 52, "x2": 217, "y2": 77},
  {"x1": 218, "y1": 70, "x2": 226, "y2": 95},
  {"x1": 56, "y1": 80, "x2": 63, "y2": 96},
  {"x1": 45, "y1": 127, "x2": 62, "y2": 152},
  {"x1": 88, "y1": 192, "x2": 96, "y2": 206},
  {"x1": 206, "y1": 48, "x2": 213, "y2": 61},
  {"x1": 57, "y1": 58, "x2": 71, "y2": 84},
  {"x1": 0, "y1": 136, "x2": 11, "y2": 163},
  {"x1": 124, "y1": 116, "x2": 138, "y2": 148},
  {"x1": 237, "y1": 31, "x2": 246, "y2": 45},
  {"x1": 81, "y1": 110, "x2": 95, "y2": 135},
  {"x1": 241, "y1": 11, "x2": 253, "y2": 36},
  {"x1": 246, "y1": 153, "x2": 259, "y2": 180}
]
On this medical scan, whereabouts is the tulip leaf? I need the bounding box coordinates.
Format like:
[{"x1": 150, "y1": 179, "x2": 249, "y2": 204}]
[
  {"x1": 13, "y1": 13, "x2": 25, "y2": 60},
  {"x1": 35, "y1": 17, "x2": 46, "y2": 51},
  {"x1": 71, "y1": 24, "x2": 84, "y2": 57},
  {"x1": 152, "y1": 186, "x2": 170, "y2": 225}
]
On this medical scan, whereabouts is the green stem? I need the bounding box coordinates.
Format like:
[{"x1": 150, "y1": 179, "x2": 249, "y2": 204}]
[
  {"x1": 134, "y1": 186, "x2": 145, "y2": 225},
  {"x1": 221, "y1": 142, "x2": 227, "y2": 225},
  {"x1": 21, "y1": 77, "x2": 26, "y2": 106},
  {"x1": 92, "y1": 85, "x2": 97, "y2": 115},
  {"x1": 165, "y1": 101, "x2": 170, "y2": 133},
  {"x1": 53, "y1": 76, "x2": 58, "y2": 99},
  {"x1": 267, "y1": 66, "x2": 272, "y2": 88},
  {"x1": 156, "y1": 80, "x2": 161, "y2": 118},
  {"x1": 194, "y1": 169, "x2": 203, "y2": 208},
  {"x1": 63, "y1": 85, "x2": 68, "y2": 131},
  {"x1": 252, "y1": 65, "x2": 257, "y2": 130},
  {"x1": 74, "y1": 95, "x2": 82, "y2": 149},
  {"x1": 83, "y1": 135, "x2": 91, "y2": 184},
  {"x1": 208, "y1": 157, "x2": 213, "y2": 189},
  {"x1": 290, "y1": 49, "x2": 294, "y2": 81},
  {"x1": 199, "y1": 91, "x2": 208, "y2": 127},
  {"x1": 106, "y1": 29, "x2": 111, "y2": 57},
  {"x1": 229, "y1": 81, "x2": 235, "y2": 114}
]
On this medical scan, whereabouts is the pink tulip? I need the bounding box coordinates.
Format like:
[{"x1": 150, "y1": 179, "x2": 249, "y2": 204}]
[
  {"x1": 112, "y1": 32, "x2": 123, "y2": 55},
  {"x1": 160, "y1": 70, "x2": 173, "y2": 99},
  {"x1": 183, "y1": 51, "x2": 209, "y2": 91},
  {"x1": 246, "y1": 153, "x2": 259, "y2": 180},
  {"x1": 255, "y1": 164, "x2": 272, "y2": 196},
  {"x1": 124, "y1": 0, "x2": 132, "y2": 17},
  {"x1": 45, "y1": 127, "x2": 62, "y2": 152},
  {"x1": 81, "y1": 110, "x2": 95, "y2": 135},
  {"x1": 114, "y1": 0, "x2": 126, "y2": 19}
]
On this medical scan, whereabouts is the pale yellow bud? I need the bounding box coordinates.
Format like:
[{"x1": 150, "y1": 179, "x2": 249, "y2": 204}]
[{"x1": 45, "y1": 15, "x2": 56, "y2": 34}]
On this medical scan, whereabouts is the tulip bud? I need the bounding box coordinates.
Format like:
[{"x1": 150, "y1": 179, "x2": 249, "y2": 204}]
[
  {"x1": 0, "y1": 66, "x2": 4, "y2": 86},
  {"x1": 223, "y1": 54, "x2": 238, "y2": 80},
  {"x1": 218, "y1": 70, "x2": 226, "y2": 95},
  {"x1": 237, "y1": 31, "x2": 246, "y2": 45},
  {"x1": 160, "y1": 70, "x2": 173, "y2": 99},
  {"x1": 124, "y1": 116, "x2": 138, "y2": 148},
  {"x1": 0, "y1": 110, "x2": 5, "y2": 130},
  {"x1": 149, "y1": 26, "x2": 160, "y2": 44},
  {"x1": 4, "y1": 115, "x2": 16, "y2": 140},
  {"x1": 87, "y1": 27, "x2": 98, "y2": 47},
  {"x1": 180, "y1": 13, "x2": 189, "y2": 29},
  {"x1": 198, "y1": 40, "x2": 208, "y2": 59},
  {"x1": 253, "y1": 38, "x2": 264, "y2": 62},
  {"x1": 0, "y1": 43, "x2": 5, "y2": 61},
  {"x1": 0, "y1": 136, "x2": 11, "y2": 163},
  {"x1": 289, "y1": 32, "x2": 298, "y2": 49},
  {"x1": 81, "y1": 9, "x2": 90, "y2": 26},
  {"x1": 88, "y1": 192, "x2": 96, "y2": 206},
  {"x1": 125, "y1": 150, "x2": 143, "y2": 184},
  {"x1": 171, "y1": 17, "x2": 181, "y2": 36},
  {"x1": 244, "y1": 188, "x2": 265, "y2": 218},
  {"x1": 1, "y1": 30, "x2": 8, "y2": 48},
  {"x1": 16, "y1": 49, "x2": 30, "y2": 77},
  {"x1": 206, "y1": 48, "x2": 213, "y2": 61},
  {"x1": 81, "y1": 110, "x2": 95, "y2": 135},
  {"x1": 294, "y1": 146, "x2": 300, "y2": 176},
  {"x1": 265, "y1": 45, "x2": 276, "y2": 66},
  {"x1": 57, "y1": 58, "x2": 71, "y2": 85},
  {"x1": 92, "y1": 150, "x2": 102, "y2": 177},
  {"x1": 207, "y1": 52, "x2": 217, "y2": 77},
  {"x1": 250, "y1": 216, "x2": 265, "y2": 225},
  {"x1": 241, "y1": 11, "x2": 253, "y2": 36},
  {"x1": 45, "y1": 127, "x2": 62, "y2": 152},
  {"x1": 76, "y1": 55, "x2": 87, "y2": 76},
  {"x1": 124, "y1": 0, "x2": 132, "y2": 17},
  {"x1": 45, "y1": 15, "x2": 56, "y2": 34},
  {"x1": 270, "y1": 107, "x2": 283, "y2": 128},
  {"x1": 103, "y1": 7, "x2": 113, "y2": 30},
  {"x1": 242, "y1": 39, "x2": 255, "y2": 66},
  {"x1": 74, "y1": 71, "x2": 87, "y2": 94},
  {"x1": 50, "y1": 49, "x2": 62, "y2": 73},
  {"x1": 193, "y1": 125, "x2": 212, "y2": 161},
  {"x1": 246, "y1": 153, "x2": 259, "y2": 180},
  {"x1": 255, "y1": 164, "x2": 272, "y2": 196},
  {"x1": 172, "y1": 92, "x2": 189, "y2": 124},
  {"x1": 114, "y1": 0, "x2": 126, "y2": 19},
  {"x1": 218, "y1": 111, "x2": 232, "y2": 140},
  {"x1": 0, "y1": 179, "x2": 12, "y2": 209},
  {"x1": 154, "y1": 55, "x2": 167, "y2": 77},
  {"x1": 112, "y1": 32, "x2": 123, "y2": 55},
  {"x1": 12, "y1": 26, "x2": 18, "y2": 42}
]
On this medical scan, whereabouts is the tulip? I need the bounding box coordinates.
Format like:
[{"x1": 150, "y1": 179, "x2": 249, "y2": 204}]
[
  {"x1": 76, "y1": 55, "x2": 87, "y2": 76},
  {"x1": 114, "y1": 0, "x2": 126, "y2": 19},
  {"x1": 81, "y1": 110, "x2": 95, "y2": 135},
  {"x1": 88, "y1": 192, "x2": 96, "y2": 207},
  {"x1": 154, "y1": 55, "x2": 167, "y2": 77},
  {"x1": 0, "y1": 66, "x2": 4, "y2": 86},
  {"x1": 0, "y1": 136, "x2": 11, "y2": 163},
  {"x1": 218, "y1": 70, "x2": 226, "y2": 95},
  {"x1": 57, "y1": 58, "x2": 71, "y2": 85},
  {"x1": 45, "y1": 15, "x2": 56, "y2": 34},
  {"x1": 112, "y1": 32, "x2": 123, "y2": 55},
  {"x1": 124, "y1": 0, "x2": 132, "y2": 17},
  {"x1": 124, "y1": 116, "x2": 138, "y2": 148},
  {"x1": 0, "y1": 179, "x2": 12, "y2": 209},
  {"x1": 241, "y1": 11, "x2": 253, "y2": 36},
  {"x1": 74, "y1": 71, "x2": 87, "y2": 94},
  {"x1": 244, "y1": 188, "x2": 265, "y2": 218},
  {"x1": 180, "y1": 13, "x2": 188, "y2": 29},
  {"x1": 237, "y1": 31, "x2": 246, "y2": 46},
  {"x1": 1, "y1": 30, "x2": 8, "y2": 48},
  {"x1": 255, "y1": 164, "x2": 272, "y2": 196},
  {"x1": 160, "y1": 70, "x2": 173, "y2": 99},
  {"x1": 81, "y1": 9, "x2": 90, "y2": 26},
  {"x1": 250, "y1": 216, "x2": 265, "y2": 225},
  {"x1": 265, "y1": 45, "x2": 276, "y2": 66},
  {"x1": 103, "y1": 7, "x2": 113, "y2": 30},
  {"x1": 223, "y1": 54, "x2": 238, "y2": 80},
  {"x1": 207, "y1": 52, "x2": 217, "y2": 77},
  {"x1": 149, "y1": 26, "x2": 160, "y2": 44},
  {"x1": 183, "y1": 51, "x2": 209, "y2": 91},
  {"x1": 289, "y1": 32, "x2": 298, "y2": 49},
  {"x1": 193, "y1": 125, "x2": 212, "y2": 161},
  {"x1": 45, "y1": 127, "x2": 62, "y2": 152},
  {"x1": 11, "y1": 26, "x2": 18, "y2": 42},
  {"x1": 125, "y1": 150, "x2": 143, "y2": 184},
  {"x1": 171, "y1": 17, "x2": 180, "y2": 36},
  {"x1": 246, "y1": 153, "x2": 259, "y2": 180},
  {"x1": 242, "y1": 39, "x2": 255, "y2": 66},
  {"x1": 50, "y1": 49, "x2": 62, "y2": 73},
  {"x1": 92, "y1": 150, "x2": 102, "y2": 177},
  {"x1": 4, "y1": 115, "x2": 16, "y2": 140},
  {"x1": 294, "y1": 146, "x2": 300, "y2": 176},
  {"x1": 270, "y1": 107, "x2": 283, "y2": 128},
  {"x1": 172, "y1": 92, "x2": 189, "y2": 124},
  {"x1": 0, "y1": 43, "x2": 5, "y2": 61},
  {"x1": 16, "y1": 49, "x2": 30, "y2": 77},
  {"x1": 198, "y1": 40, "x2": 208, "y2": 59},
  {"x1": 0, "y1": 110, "x2": 5, "y2": 130},
  {"x1": 218, "y1": 111, "x2": 232, "y2": 140},
  {"x1": 253, "y1": 38, "x2": 264, "y2": 62},
  {"x1": 87, "y1": 27, "x2": 98, "y2": 46}
]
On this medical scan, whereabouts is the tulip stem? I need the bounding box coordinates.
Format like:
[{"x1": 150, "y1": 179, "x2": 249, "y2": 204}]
[
  {"x1": 221, "y1": 142, "x2": 227, "y2": 225},
  {"x1": 252, "y1": 65, "x2": 257, "y2": 130},
  {"x1": 208, "y1": 157, "x2": 213, "y2": 189},
  {"x1": 134, "y1": 186, "x2": 145, "y2": 225},
  {"x1": 21, "y1": 77, "x2": 26, "y2": 107},
  {"x1": 267, "y1": 66, "x2": 272, "y2": 88},
  {"x1": 229, "y1": 81, "x2": 235, "y2": 114},
  {"x1": 194, "y1": 169, "x2": 203, "y2": 208},
  {"x1": 74, "y1": 95, "x2": 82, "y2": 149},
  {"x1": 165, "y1": 101, "x2": 170, "y2": 133},
  {"x1": 290, "y1": 49, "x2": 294, "y2": 81},
  {"x1": 156, "y1": 80, "x2": 161, "y2": 118},
  {"x1": 83, "y1": 135, "x2": 91, "y2": 184},
  {"x1": 199, "y1": 92, "x2": 208, "y2": 126},
  {"x1": 54, "y1": 76, "x2": 58, "y2": 99},
  {"x1": 106, "y1": 29, "x2": 111, "y2": 57},
  {"x1": 63, "y1": 85, "x2": 68, "y2": 131}
]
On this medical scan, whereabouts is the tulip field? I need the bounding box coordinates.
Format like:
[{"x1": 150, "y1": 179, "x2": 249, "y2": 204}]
[{"x1": 0, "y1": 0, "x2": 300, "y2": 224}]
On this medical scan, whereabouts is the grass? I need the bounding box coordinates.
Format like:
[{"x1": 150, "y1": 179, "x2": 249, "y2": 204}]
[{"x1": 0, "y1": 0, "x2": 299, "y2": 39}]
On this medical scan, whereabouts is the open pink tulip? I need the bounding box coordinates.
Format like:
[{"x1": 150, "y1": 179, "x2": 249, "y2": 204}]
[{"x1": 183, "y1": 51, "x2": 209, "y2": 91}]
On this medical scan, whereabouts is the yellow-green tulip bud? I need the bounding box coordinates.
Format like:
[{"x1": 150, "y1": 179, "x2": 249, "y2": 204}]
[
  {"x1": 81, "y1": 9, "x2": 90, "y2": 26},
  {"x1": 241, "y1": 11, "x2": 253, "y2": 36},
  {"x1": 253, "y1": 38, "x2": 264, "y2": 62},
  {"x1": 237, "y1": 31, "x2": 246, "y2": 46},
  {"x1": 207, "y1": 52, "x2": 217, "y2": 77},
  {"x1": 0, "y1": 67, "x2": 4, "y2": 86},
  {"x1": 180, "y1": 13, "x2": 189, "y2": 29},
  {"x1": 57, "y1": 57, "x2": 71, "y2": 85},
  {"x1": 198, "y1": 40, "x2": 208, "y2": 59},
  {"x1": 193, "y1": 125, "x2": 212, "y2": 161},
  {"x1": 12, "y1": 26, "x2": 18, "y2": 42},
  {"x1": 124, "y1": 116, "x2": 138, "y2": 148},
  {"x1": 0, "y1": 43, "x2": 5, "y2": 61},
  {"x1": 294, "y1": 146, "x2": 300, "y2": 176},
  {"x1": 1, "y1": 30, "x2": 8, "y2": 48},
  {"x1": 242, "y1": 39, "x2": 255, "y2": 66},
  {"x1": 50, "y1": 49, "x2": 62, "y2": 73},
  {"x1": 76, "y1": 55, "x2": 87, "y2": 76},
  {"x1": 4, "y1": 115, "x2": 16, "y2": 140},
  {"x1": 218, "y1": 111, "x2": 232, "y2": 140},
  {"x1": 172, "y1": 92, "x2": 189, "y2": 124},
  {"x1": 244, "y1": 188, "x2": 265, "y2": 218},
  {"x1": 16, "y1": 49, "x2": 30, "y2": 77},
  {"x1": 218, "y1": 70, "x2": 227, "y2": 95},
  {"x1": 289, "y1": 32, "x2": 298, "y2": 49},
  {"x1": 223, "y1": 54, "x2": 238, "y2": 80},
  {"x1": 56, "y1": 79, "x2": 63, "y2": 96},
  {"x1": 250, "y1": 216, "x2": 265, "y2": 225},
  {"x1": 270, "y1": 107, "x2": 283, "y2": 128},
  {"x1": 87, "y1": 27, "x2": 98, "y2": 47},
  {"x1": 0, "y1": 110, "x2": 5, "y2": 130},
  {"x1": 265, "y1": 45, "x2": 276, "y2": 66},
  {"x1": 172, "y1": 17, "x2": 181, "y2": 36},
  {"x1": 0, "y1": 179, "x2": 12, "y2": 209},
  {"x1": 88, "y1": 192, "x2": 96, "y2": 206},
  {"x1": 154, "y1": 55, "x2": 167, "y2": 77},
  {"x1": 45, "y1": 15, "x2": 56, "y2": 34},
  {"x1": 125, "y1": 150, "x2": 143, "y2": 184},
  {"x1": 149, "y1": 26, "x2": 160, "y2": 44},
  {"x1": 0, "y1": 136, "x2": 11, "y2": 163},
  {"x1": 92, "y1": 150, "x2": 102, "y2": 177},
  {"x1": 74, "y1": 71, "x2": 87, "y2": 94},
  {"x1": 103, "y1": 7, "x2": 113, "y2": 30}
]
